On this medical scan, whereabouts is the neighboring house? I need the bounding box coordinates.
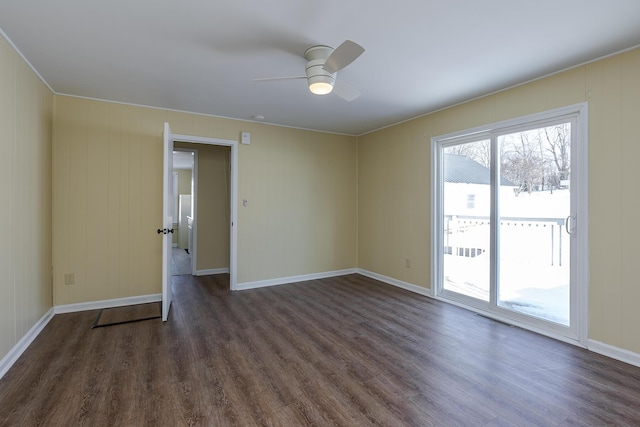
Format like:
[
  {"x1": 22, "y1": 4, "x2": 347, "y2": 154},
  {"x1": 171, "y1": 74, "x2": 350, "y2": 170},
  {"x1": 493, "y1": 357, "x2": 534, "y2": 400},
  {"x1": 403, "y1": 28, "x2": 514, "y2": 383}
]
[{"x1": 443, "y1": 153, "x2": 515, "y2": 217}]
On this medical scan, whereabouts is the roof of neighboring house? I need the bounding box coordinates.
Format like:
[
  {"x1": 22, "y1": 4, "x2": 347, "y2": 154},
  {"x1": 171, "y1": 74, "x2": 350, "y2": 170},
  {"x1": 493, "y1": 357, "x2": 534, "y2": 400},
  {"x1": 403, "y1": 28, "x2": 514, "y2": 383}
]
[{"x1": 444, "y1": 154, "x2": 515, "y2": 186}]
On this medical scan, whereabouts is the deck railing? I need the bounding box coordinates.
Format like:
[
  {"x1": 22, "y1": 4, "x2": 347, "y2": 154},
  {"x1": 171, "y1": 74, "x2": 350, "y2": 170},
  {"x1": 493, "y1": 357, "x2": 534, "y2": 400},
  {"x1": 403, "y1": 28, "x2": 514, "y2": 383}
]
[{"x1": 444, "y1": 215, "x2": 567, "y2": 266}]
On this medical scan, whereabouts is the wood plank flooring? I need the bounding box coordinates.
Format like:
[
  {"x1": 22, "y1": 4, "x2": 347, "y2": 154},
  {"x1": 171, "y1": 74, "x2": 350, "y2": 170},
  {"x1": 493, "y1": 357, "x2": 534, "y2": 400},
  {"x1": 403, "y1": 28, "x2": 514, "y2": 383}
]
[{"x1": 2, "y1": 274, "x2": 640, "y2": 426}]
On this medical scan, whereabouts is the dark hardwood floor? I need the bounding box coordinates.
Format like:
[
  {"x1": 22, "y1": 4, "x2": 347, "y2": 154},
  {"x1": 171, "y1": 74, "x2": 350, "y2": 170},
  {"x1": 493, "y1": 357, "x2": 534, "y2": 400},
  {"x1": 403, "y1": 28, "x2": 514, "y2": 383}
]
[{"x1": 1, "y1": 274, "x2": 640, "y2": 426}]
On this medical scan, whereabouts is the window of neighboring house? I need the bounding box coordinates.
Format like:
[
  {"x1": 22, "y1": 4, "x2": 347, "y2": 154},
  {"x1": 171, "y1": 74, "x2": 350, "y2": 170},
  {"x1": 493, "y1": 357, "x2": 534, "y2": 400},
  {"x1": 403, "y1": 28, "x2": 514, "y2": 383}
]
[{"x1": 466, "y1": 194, "x2": 476, "y2": 209}]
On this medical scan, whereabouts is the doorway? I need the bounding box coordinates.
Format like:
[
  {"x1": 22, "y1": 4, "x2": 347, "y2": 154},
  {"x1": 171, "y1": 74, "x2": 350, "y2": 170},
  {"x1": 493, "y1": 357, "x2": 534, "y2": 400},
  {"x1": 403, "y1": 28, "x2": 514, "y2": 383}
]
[
  {"x1": 174, "y1": 142, "x2": 232, "y2": 278},
  {"x1": 162, "y1": 126, "x2": 239, "y2": 300}
]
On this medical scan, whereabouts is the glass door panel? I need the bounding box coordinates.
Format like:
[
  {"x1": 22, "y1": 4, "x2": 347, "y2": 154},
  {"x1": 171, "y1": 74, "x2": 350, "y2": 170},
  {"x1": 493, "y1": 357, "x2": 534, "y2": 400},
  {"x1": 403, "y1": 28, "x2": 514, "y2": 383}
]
[
  {"x1": 442, "y1": 141, "x2": 491, "y2": 302},
  {"x1": 497, "y1": 123, "x2": 571, "y2": 325}
]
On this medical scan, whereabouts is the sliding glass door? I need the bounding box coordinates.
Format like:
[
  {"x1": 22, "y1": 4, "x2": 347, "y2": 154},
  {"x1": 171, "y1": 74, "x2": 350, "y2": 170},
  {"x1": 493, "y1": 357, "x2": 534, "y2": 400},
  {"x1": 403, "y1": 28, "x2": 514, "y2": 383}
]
[{"x1": 433, "y1": 105, "x2": 587, "y2": 341}]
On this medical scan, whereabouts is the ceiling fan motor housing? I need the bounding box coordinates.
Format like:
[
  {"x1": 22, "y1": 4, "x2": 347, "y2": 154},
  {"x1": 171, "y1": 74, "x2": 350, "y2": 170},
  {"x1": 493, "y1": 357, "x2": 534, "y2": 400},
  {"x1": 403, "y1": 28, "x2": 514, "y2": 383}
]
[{"x1": 305, "y1": 46, "x2": 336, "y2": 95}]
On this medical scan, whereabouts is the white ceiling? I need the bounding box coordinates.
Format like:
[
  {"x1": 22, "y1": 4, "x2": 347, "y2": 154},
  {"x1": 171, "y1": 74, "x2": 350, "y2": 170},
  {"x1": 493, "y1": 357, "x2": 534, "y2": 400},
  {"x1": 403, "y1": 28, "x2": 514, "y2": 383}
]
[{"x1": 1, "y1": 1, "x2": 640, "y2": 136}]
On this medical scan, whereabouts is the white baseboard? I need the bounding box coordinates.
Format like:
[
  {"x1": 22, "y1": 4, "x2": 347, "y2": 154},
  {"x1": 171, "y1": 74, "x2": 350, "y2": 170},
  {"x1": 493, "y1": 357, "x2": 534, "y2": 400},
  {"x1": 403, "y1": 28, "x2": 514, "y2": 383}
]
[
  {"x1": 0, "y1": 307, "x2": 55, "y2": 380},
  {"x1": 356, "y1": 269, "x2": 433, "y2": 297},
  {"x1": 195, "y1": 268, "x2": 229, "y2": 276},
  {"x1": 588, "y1": 339, "x2": 640, "y2": 368},
  {"x1": 236, "y1": 268, "x2": 358, "y2": 291},
  {"x1": 54, "y1": 294, "x2": 162, "y2": 314}
]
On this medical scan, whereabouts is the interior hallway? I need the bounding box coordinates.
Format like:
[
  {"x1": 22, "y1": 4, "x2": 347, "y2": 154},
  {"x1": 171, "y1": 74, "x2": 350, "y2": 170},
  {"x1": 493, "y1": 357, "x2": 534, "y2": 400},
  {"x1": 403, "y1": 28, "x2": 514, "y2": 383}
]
[{"x1": 172, "y1": 247, "x2": 191, "y2": 276}]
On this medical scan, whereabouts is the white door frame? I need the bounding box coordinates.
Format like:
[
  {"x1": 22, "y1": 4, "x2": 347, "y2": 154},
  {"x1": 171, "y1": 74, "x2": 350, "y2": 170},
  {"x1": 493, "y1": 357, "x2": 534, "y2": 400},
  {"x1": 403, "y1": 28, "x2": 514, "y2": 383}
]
[{"x1": 166, "y1": 128, "x2": 239, "y2": 291}]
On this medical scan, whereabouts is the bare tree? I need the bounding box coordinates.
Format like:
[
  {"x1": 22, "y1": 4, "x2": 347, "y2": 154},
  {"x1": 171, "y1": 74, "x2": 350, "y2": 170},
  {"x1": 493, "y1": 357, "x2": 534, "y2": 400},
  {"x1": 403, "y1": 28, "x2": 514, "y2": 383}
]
[
  {"x1": 543, "y1": 124, "x2": 571, "y2": 181},
  {"x1": 474, "y1": 140, "x2": 491, "y2": 168},
  {"x1": 445, "y1": 123, "x2": 570, "y2": 196},
  {"x1": 501, "y1": 132, "x2": 543, "y2": 195}
]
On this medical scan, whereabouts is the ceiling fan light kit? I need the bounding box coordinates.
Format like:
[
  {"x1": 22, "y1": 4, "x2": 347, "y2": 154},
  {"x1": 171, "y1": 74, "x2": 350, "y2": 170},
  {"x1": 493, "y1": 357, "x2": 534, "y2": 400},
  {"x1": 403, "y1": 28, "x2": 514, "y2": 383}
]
[
  {"x1": 255, "y1": 40, "x2": 365, "y2": 100},
  {"x1": 308, "y1": 77, "x2": 334, "y2": 95},
  {"x1": 305, "y1": 45, "x2": 336, "y2": 95}
]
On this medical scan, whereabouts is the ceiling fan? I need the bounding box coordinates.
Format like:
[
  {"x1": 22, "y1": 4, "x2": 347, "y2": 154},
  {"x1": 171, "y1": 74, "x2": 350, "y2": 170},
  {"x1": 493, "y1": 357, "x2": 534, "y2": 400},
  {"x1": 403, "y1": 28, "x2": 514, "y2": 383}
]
[{"x1": 254, "y1": 40, "x2": 365, "y2": 101}]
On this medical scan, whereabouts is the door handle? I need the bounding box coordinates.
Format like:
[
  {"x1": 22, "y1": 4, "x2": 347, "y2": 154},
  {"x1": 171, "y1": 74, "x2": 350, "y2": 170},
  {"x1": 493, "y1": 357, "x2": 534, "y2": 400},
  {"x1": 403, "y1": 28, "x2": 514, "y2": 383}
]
[
  {"x1": 565, "y1": 216, "x2": 575, "y2": 236},
  {"x1": 157, "y1": 228, "x2": 174, "y2": 235}
]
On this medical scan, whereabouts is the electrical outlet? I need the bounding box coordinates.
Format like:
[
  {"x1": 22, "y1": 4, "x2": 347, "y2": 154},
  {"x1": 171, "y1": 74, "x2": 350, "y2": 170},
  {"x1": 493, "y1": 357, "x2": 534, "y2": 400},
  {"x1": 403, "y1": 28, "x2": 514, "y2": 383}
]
[
  {"x1": 64, "y1": 273, "x2": 75, "y2": 285},
  {"x1": 405, "y1": 259, "x2": 411, "y2": 268}
]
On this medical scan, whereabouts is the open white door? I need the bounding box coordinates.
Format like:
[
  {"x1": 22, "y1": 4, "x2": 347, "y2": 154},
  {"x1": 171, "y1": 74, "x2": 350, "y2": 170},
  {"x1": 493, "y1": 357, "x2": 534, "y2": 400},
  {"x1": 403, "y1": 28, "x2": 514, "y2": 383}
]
[{"x1": 161, "y1": 122, "x2": 174, "y2": 321}]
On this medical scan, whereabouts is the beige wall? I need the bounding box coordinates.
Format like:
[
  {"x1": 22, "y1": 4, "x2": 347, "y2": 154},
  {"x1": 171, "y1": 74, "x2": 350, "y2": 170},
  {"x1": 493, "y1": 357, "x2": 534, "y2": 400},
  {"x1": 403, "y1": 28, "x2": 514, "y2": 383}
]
[
  {"x1": 52, "y1": 97, "x2": 164, "y2": 304},
  {"x1": 586, "y1": 49, "x2": 640, "y2": 353},
  {"x1": 52, "y1": 96, "x2": 358, "y2": 303},
  {"x1": 237, "y1": 125, "x2": 358, "y2": 283},
  {"x1": 0, "y1": 36, "x2": 53, "y2": 361},
  {"x1": 175, "y1": 169, "x2": 192, "y2": 195},
  {"x1": 358, "y1": 47, "x2": 640, "y2": 354},
  {"x1": 175, "y1": 143, "x2": 230, "y2": 271}
]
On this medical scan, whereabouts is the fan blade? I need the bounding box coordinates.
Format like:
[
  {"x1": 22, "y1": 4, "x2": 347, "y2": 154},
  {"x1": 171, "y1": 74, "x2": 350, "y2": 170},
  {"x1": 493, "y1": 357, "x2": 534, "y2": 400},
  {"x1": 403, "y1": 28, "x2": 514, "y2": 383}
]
[
  {"x1": 253, "y1": 76, "x2": 306, "y2": 82},
  {"x1": 333, "y1": 80, "x2": 361, "y2": 102},
  {"x1": 323, "y1": 40, "x2": 365, "y2": 74}
]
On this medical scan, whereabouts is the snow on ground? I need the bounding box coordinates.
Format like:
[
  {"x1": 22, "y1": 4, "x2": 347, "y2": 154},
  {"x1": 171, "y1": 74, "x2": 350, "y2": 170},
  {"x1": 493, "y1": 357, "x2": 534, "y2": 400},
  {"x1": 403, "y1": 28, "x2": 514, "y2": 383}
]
[{"x1": 444, "y1": 189, "x2": 570, "y2": 326}]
